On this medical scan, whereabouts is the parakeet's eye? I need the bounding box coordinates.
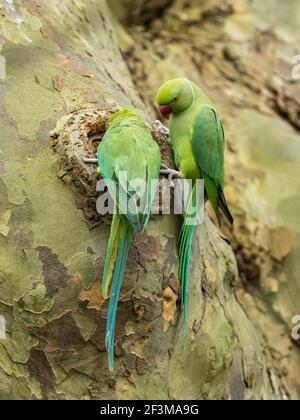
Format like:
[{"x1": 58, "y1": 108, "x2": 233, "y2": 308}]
[{"x1": 173, "y1": 96, "x2": 179, "y2": 102}]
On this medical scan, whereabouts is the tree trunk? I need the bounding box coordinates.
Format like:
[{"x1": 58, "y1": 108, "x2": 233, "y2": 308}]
[{"x1": 0, "y1": 0, "x2": 296, "y2": 400}]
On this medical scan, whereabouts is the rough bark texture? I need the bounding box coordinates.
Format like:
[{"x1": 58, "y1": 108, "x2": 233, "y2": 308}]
[{"x1": 0, "y1": 0, "x2": 299, "y2": 400}]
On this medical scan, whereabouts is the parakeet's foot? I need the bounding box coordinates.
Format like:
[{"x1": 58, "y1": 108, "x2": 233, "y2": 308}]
[
  {"x1": 153, "y1": 120, "x2": 170, "y2": 136},
  {"x1": 82, "y1": 157, "x2": 98, "y2": 164},
  {"x1": 160, "y1": 164, "x2": 182, "y2": 180},
  {"x1": 160, "y1": 165, "x2": 183, "y2": 188}
]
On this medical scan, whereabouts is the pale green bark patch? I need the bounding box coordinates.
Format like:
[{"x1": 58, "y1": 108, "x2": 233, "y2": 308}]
[
  {"x1": 5, "y1": 75, "x2": 63, "y2": 138},
  {"x1": 0, "y1": 316, "x2": 6, "y2": 340}
]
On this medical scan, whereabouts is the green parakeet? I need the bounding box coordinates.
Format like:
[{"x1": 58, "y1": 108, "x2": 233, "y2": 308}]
[
  {"x1": 98, "y1": 109, "x2": 161, "y2": 370},
  {"x1": 156, "y1": 78, "x2": 233, "y2": 333}
]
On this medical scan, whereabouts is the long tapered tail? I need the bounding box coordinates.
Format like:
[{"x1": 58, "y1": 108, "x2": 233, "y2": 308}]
[
  {"x1": 178, "y1": 185, "x2": 197, "y2": 336},
  {"x1": 102, "y1": 213, "x2": 133, "y2": 370},
  {"x1": 218, "y1": 190, "x2": 234, "y2": 226}
]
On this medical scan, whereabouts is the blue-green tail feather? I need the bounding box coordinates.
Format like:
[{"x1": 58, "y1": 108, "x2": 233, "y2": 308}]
[
  {"x1": 178, "y1": 185, "x2": 197, "y2": 336},
  {"x1": 105, "y1": 217, "x2": 133, "y2": 370},
  {"x1": 179, "y1": 224, "x2": 195, "y2": 336}
]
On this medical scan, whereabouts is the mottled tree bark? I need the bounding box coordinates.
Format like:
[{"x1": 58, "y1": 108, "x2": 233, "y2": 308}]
[{"x1": 0, "y1": 0, "x2": 294, "y2": 400}]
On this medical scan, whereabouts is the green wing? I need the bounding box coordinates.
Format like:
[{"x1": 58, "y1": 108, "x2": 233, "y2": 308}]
[
  {"x1": 98, "y1": 121, "x2": 161, "y2": 232},
  {"x1": 191, "y1": 107, "x2": 233, "y2": 225}
]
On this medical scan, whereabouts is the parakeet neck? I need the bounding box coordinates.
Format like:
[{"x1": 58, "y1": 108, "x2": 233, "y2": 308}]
[
  {"x1": 109, "y1": 117, "x2": 145, "y2": 129},
  {"x1": 190, "y1": 82, "x2": 213, "y2": 107}
]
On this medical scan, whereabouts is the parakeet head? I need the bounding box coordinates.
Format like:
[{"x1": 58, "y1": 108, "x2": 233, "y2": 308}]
[
  {"x1": 156, "y1": 79, "x2": 194, "y2": 118},
  {"x1": 107, "y1": 109, "x2": 144, "y2": 127}
]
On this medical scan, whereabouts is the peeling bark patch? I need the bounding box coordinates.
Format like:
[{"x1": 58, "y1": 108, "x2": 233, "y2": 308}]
[
  {"x1": 136, "y1": 356, "x2": 148, "y2": 375},
  {"x1": 36, "y1": 246, "x2": 70, "y2": 297},
  {"x1": 52, "y1": 74, "x2": 64, "y2": 92},
  {"x1": 0, "y1": 208, "x2": 11, "y2": 237},
  {"x1": 27, "y1": 348, "x2": 56, "y2": 400},
  {"x1": 133, "y1": 295, "x2": 162, "y2": 322},
  {"x1": 124, "y1": 353, "x2": 136, "y2": 372},
  {"x1": 163, "y1": 272, "x2": 180, "y2": 294},
  {"x1": 0, "y1": 55, "x2": 6, "y2": 80},
  {"x1": 164, "y1": 237, "x2": 178, "y2": 267},
  {"x1": 79, "y1": 279, "x2": 104, "y2": 310},
  {"x1": 163, "y1": 286, "x2": 178, "y2": 332},
  {"x1": 270, "y1": 227, "x2": 296, "y2": 262},
  {"x1": 57, "y1": 53, "x2": 92, "y2": 77},
  {"x1": 123, "y1": 353, "x2": 148, "y2": 375},
  {"x1": 29, "y1": 312, "x2": 85, "y2": 351},
  {"x1": 134, "y1": 235, "x2": 161, "y2": 265},
  {"x1": 0, "y1": 315, "x2": 6, "y2": 339},
  {"x1": 84, "y1": 88, "x2": 98, "y2": 104}
]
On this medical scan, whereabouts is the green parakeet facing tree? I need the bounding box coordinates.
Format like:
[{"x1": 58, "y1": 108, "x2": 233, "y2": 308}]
[
  {"x1": 97, "y1": 109, "x2": 161, "y2": 370},
  {"x1": 156, "y1": 78, "x2": 234, "y2": 334}
]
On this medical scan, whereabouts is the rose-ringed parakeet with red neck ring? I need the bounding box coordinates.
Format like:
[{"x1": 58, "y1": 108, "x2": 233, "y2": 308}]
[
  {"x1": 97, "y1": 109, "x2": 161, "y2": 370},
  {"x1": 156, "y1": 78, "x2": 234, "y2": 334}
]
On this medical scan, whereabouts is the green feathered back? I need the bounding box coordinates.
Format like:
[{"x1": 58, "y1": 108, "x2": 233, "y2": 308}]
[{"x1": 99, "y1": 109, "x2": 161, "y2": 232}]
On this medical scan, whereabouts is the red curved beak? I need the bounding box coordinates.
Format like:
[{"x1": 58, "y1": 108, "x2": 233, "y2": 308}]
[{"x1": 159, "y1": 105, "x2": 172, "y2": 119}]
